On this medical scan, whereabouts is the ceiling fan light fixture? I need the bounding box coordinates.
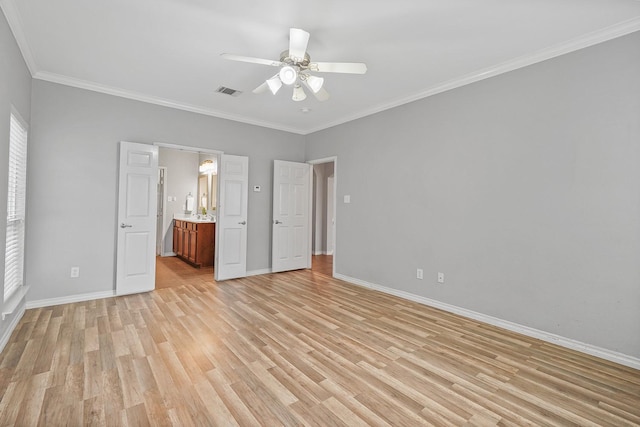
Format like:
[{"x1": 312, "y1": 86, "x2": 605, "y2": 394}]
[
  {"x1": 292, "y1": 84, "x2": 307, "y2": 102},
  {"x1": 279, "y1": 65, "x2": 298, "y2": 85},
  {"x1": 305, "y1": 75, "x2": 324, "y2": 93},
  {"x1": 266, "y1": 75, "x2": 282, "y2": 94}
]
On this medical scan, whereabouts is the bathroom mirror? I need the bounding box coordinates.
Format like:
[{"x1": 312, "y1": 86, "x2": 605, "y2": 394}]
[
  {"x1": 198, "y1": 155, "x2": 218, "y2": 211},
  {"x1": 198, "y1": 175, "x2": 208, "y2": 211}
]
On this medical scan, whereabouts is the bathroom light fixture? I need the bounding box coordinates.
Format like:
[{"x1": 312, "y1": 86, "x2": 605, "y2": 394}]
[{"x1": 199, "y1": 159, "x2": 217, "y2": 174}]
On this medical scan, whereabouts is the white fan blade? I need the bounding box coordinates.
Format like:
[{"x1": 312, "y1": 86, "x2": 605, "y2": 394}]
[
  {"x1": 311, "y1": 62, "x2": 367, "y2": 74},
  {"x1": 253, "y1": 74, "x2": 282, "y2": 94},
  {"x1": 303, "y1": 80, "x2": 330, "y2": 101},
  {"x1": 253, "y1": 81, "x2": 269, "y2": 94},
  {"x1": 289, "y1": 28, "x2": 310, "y2": 61},
  {"x1": 313, "y1": 87, "x2": 330, "y2": 101},
  {"x1": 221, "y1": 53, "x2": 282, "y2": 67}
]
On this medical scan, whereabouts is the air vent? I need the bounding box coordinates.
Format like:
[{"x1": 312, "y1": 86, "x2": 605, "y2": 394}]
[{"x1": 215, "y1": 86, "x2": 242, "y2": 97}]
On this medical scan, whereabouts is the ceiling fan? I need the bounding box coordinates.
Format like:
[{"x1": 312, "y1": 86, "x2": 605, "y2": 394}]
[{"x1": 221, "y1": 28, "x2": 367, "y2": 102}]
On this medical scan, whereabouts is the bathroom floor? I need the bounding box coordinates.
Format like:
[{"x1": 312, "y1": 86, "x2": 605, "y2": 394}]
[{"x1": 155, "y1": 256, "x2": 215, "y2": 289}]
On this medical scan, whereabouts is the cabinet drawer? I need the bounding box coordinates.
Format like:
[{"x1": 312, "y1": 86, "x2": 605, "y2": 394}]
[
  {"x1": 175, "y1": 220, "x2": 183, "y2": 228},
  {"x1": 187, "y1": 222, "x2": 196, "y2": 231}
]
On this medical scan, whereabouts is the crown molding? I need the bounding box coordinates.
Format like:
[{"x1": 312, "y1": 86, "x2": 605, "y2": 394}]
[
  {"x1": 33, "y1": 71, "x2": 307, "y2": 135},
  {"x1": 1, "y1": 0, "x2": 38, "y2": 75},
  {"x1": 305, "y1": 17, "x2": 640, "y2": 135}
]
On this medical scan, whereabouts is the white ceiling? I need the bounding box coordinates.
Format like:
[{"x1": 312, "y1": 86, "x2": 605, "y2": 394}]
[{"x1": 3, "y1": 0, "x2": 640, "y2": 134}]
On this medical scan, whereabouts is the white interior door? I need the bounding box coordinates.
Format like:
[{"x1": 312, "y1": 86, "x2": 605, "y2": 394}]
[
  {"x1": 272, "y1": 160, "x2": 311, "y2": 273},
  {"x1": 116, "y1": 141, "x2": 158, "y2": 295},
  {"x1": 215, "y1": 154, "x2": 249, "y2": 281}
]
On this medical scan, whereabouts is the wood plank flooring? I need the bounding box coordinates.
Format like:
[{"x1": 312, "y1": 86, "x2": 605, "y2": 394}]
[
  {"x1": 156, "y1": 255, "x2": 333, "y2": 290},
  {"x1": 311, "y1": 255, "x2": 333, "y2": 277},
  {"x1": 155, "y1": 256, "x2": 214, "y2": 290},
  {"x1": 1, "y1": 267, "x2": 639, "y2": 425}
]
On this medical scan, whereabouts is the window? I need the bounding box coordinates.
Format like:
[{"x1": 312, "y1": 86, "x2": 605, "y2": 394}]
[{"x1": 4, "y1": 111, "x2": 27, "y2": 302}]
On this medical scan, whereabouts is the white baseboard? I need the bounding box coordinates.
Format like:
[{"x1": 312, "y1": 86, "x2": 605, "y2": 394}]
[
  {"x1": 0, "y1": 304, "x2": 25, "y2": 354},
  {"x1": 26, "y1": 290, "x2": 116, "y2": 309},
  {"x1": 334, "y1": 273, "x2": 640, "y2": 370}
]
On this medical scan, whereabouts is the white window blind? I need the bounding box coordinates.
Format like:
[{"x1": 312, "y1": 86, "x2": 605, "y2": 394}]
[{"x1": 4, "y1": 113, "x2": 27, "y2": 301}]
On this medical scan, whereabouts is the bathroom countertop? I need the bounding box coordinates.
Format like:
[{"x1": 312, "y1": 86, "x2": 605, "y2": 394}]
[{"x1": 174, "y1": 214, "x2": 216, "y2": 223}]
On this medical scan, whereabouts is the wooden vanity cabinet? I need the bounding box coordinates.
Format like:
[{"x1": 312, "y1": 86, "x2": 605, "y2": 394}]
[{"x1": 173, "y1": 220, "x2": 215, "y2": 268}]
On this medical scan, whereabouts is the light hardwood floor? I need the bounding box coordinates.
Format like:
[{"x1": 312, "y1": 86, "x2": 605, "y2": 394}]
[
  {"x1": 311, "y1": 255, "x2": 332, "y2": 277},
  {"x1": 155, "y1": 256, "x2": 215, "y2": 290},
  {"x1": 0, "y1": 265, "x2": 638, "y2": 425}
]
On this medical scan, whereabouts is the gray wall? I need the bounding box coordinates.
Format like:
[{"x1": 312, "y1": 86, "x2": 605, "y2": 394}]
[
  {"x1": 306, "y1": 32, "x2": 640, "y2": 358},
  {"x1": 0, "y1": 9, "x2": 32, "y2": 343},
  {"x1": 26, "y1": 81, "x2": 305, "y2": 301}
]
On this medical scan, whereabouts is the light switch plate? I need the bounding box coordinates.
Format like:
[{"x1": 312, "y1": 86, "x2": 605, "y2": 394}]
[
  {"x1": 253, "y1": 185, "x2": 261, "y2": 192},
  {"x1": 344, "y1": 195, "x2": 351, "y2": 203}
]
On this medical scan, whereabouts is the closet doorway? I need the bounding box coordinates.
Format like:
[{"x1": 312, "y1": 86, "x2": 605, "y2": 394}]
[{"x1": 309, "y1": 157, "x2": 337, "y2": 277}]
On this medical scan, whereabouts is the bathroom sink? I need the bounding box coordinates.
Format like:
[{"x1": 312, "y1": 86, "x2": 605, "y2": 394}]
[{"x1": 174, "y1": 214, "x2": 216, "y2": 223}]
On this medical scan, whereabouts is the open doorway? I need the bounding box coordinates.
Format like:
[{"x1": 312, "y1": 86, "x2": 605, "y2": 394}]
[
  {"x1": 154, "y1": 144, "x2": 222, "y2": 289},
  {"x1": 309, "y1": 157, "x2": 337, "y2": 277}
]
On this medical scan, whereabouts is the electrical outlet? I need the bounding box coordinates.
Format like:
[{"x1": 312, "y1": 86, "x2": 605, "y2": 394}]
[
  {"x1": 416, "y1": 268, "x2": 423, "y2": 279},
  {"x1": 70, "y1": 266, "x2": 80, "y2": 278},
  {"x1": 437, "y1": 272, "x2": 444, "y2": 283}
]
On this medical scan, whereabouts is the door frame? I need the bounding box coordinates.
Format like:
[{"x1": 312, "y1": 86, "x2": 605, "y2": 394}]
[
  {"x1": 307, "y1": 156, "x2": 337, "y2": 277},
  {"x1": 152, "y1": 142, "x2": 224, "y2": 276},
  {"x1": 327, "y1": 175, "x2": 335, "y2": 255},
  {"x1": 156, "y1": 166, "x2": 167, "y2": 256},
  {"x1": 153, "y1": 143, "x2": 224, "y2": 257}
]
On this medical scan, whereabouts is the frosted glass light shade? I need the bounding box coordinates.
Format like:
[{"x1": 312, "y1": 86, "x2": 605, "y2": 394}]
[
  {"x1": 292, "y1": 84, "x2": 307, "y2": 102},
  {"x1": 279, "y1": 66, "x2": 298, "y2": 85},
  {"x1": 266, "y1": 76, "x2": 282, "y2": 94},
  {"x1": 305, "y1": 75, "x2": 324, "y2": 93}
]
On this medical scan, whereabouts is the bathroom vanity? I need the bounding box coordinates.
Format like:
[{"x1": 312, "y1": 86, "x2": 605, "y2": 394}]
[{"x1": 173, "y1": 218, "x2": 215, "y2": 268}]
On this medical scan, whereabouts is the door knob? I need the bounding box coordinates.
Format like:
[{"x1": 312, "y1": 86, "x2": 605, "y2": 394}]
[
  {"x1": 120, "y1": 223, "x2": 133, "y2": 228},
  {"x1": 238, "y1": 221, "x2": 247, "y2": 225},
  {"x1": 274, "y1": 220, "x2": 282, "y2": 224}
]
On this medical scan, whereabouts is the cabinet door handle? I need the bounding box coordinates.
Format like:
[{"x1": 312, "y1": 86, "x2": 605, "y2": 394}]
[
  {"x1": 274, "y1": 220, "x2": 282, "y2": 224},
  {"x1": 120, "y1": 223, "x2": 133, "y2": 228},
  {"x1": 238, "y1": 221, "x2": 246, "y2": 225}
]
